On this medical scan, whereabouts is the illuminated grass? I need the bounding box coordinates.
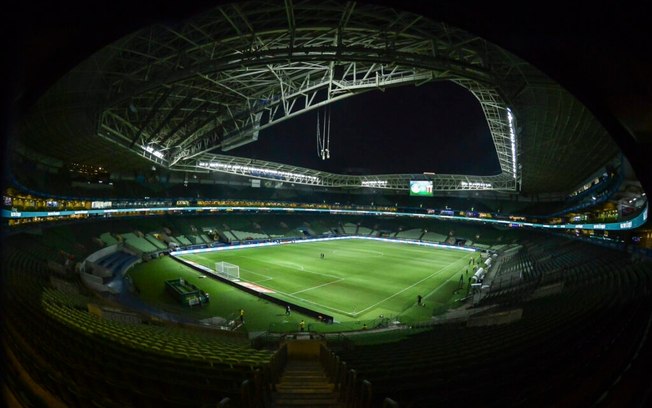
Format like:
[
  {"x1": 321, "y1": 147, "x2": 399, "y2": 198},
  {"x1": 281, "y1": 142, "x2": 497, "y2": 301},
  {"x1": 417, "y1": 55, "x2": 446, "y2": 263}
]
[{"x1": 128, "y1": 239, "x2": 476, "y2": 333}]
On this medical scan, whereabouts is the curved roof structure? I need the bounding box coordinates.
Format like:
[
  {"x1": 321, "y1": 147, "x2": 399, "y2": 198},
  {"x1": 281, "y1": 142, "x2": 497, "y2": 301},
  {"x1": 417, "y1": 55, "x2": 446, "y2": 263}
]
[{"x1": 15, "y1": 0, "x2": 620, "y2": 195}]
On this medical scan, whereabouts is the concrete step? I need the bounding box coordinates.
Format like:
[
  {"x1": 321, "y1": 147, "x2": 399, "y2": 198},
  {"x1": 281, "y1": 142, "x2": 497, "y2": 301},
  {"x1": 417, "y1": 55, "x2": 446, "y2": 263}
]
[
  {"x1": 284, "y1": 364, "x2": 324, "y2": 370},
  {"x1": 282, "y1": 369, "x2": 327, "y2": 374},
  {"x1": 276, "y1": 385, "x2": 334, "y2": 393},
  {"x1": 282, "y1": 371, "x2": 328, "y2": 376},
  {"x1": 273, "y1": 356, "x2": 341, "y2": 408},
  {"x1": 276, "y1": 392, "x2": 338, "y2": 399},
  {"x1": 274, "y1": 401, "x2": 342, "y2": 408},
  {"x1": 280, "y1": 375, "x2": 329, "y2": 382},
  {"x1": 274, "y1": 397, "x2": 340, "y2": 406}
]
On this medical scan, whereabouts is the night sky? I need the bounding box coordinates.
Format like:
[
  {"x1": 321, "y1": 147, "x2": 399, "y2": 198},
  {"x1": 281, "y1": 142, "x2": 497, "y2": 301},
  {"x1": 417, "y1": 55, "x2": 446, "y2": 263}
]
[{"x1": 232, "y1": 81, "x2": 501, "y2": 176}]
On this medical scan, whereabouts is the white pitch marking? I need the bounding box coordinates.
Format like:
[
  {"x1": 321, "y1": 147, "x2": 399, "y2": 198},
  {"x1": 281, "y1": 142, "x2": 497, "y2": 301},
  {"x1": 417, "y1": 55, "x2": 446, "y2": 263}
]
[
  {"x1": 291, "y1": 278, "x2": 344, "y2": 295},
  {"x1": 237, "y1": 267, "x2": 274, "y2": 280},
  {"x1": 277, "y1": 261, "x2": 304, "y2": 271},
  {"x1": 261, "y1": 259, "x2": 341, "y2": 279},
  {"x1": 423, "y1": 264, "x2": 468, "y2": 300},
  {"x1": 272, "y1": 289, "x2": 352, "y2": 315},
  {"x1": 252, "y1": 277, "x2": 274, "y2": 284},
  {"x1": 332, "y1": 248, "x2": 384, "y2": 256},
  {"x1": 353, "y1": 255, "x2": 470, "y2": 316}
]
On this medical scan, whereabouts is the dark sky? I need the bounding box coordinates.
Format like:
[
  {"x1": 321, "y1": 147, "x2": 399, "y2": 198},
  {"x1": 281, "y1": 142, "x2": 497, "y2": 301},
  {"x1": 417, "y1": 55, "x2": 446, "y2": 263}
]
[{"x1": 231, "y1": 81, "x2": 501, "y2": 176}]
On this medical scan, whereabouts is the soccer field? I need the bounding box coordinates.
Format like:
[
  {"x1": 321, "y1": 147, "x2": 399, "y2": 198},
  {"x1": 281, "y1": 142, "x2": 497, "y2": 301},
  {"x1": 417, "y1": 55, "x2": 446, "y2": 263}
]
[{"x1": 180, "y1": 239, "x2": 474, "y2": 322}]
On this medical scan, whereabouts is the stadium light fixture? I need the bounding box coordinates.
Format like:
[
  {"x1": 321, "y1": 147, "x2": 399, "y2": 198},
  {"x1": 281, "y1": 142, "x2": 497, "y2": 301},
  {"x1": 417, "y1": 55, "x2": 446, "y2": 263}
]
[
  {"x1": 143, "y1": 145, "x2": 164, "y2": 159},
  {"x1": 198, "y1": 161, "x2": 320, "y2": 183},
  {"x1": 460, "y1": 181, "x2": 492, "y2": 189},
  {"x1": 361, "y1": 180, "x2": 388, "y2": 187},
  {"x1": 507, "y1": 108, "x2": 517, "y2": 179}
]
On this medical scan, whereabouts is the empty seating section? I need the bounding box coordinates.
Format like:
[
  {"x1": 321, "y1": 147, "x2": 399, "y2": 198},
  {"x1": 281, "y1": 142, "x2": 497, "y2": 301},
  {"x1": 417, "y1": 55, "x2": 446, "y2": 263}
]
[
  {"x1": 120, "y1": 232, "x2": 159, "y2": 254},
  {"x1": 224, "y1": 230, "x2": 239, "y2": 242},
  {"x1": 176, "y1": 235, "x2": 193, "y2": 246},
  {"x1": 95, "y1": 251, "x2": 140, "y2": 277},
  {"x1": 40, "y1": 295, "x2": 272, "y2": 364},
  {"x1": 335, "y1": 253, "x2": 652, "y2": 406},
  {"x1": 185, "y1": 234, "x2": 205, "y2": 244},
  {"x1": 395, "y1": 228, "x2": 423, "y2": 240},
  {"x1": 479, "y1": 235, "x2": 644, "y2": 307},
  {"x1": 145, "y1": 233, "x2": 168, "y2": 249},
  {"x1": 100, "y1": 232, "x2": 119, "y2": 246},
  {"x1": 231, "y1": 230, "x2": 269, "y2": 240},
  {"x1": 304, "y1": 220, "x2": 332, "y2": 235},
  {"x1": 481, "y1": 248, "x2": 539, "y2": 302},
  {"x1": 41, "y1": 226, "x2": 90, "y2": 258},
  {"x1": 4, "y1": 216, "x2": 652, "y2": 407},
  {"x1": 357, "y1": 226, "x2": 373, "y2": 235},
  {"x1": 421, "y1": 231, "x2": 447, "y2": 242},
  {"x1": 2, "y1": 245, "x2": 279, "y2": 407}
]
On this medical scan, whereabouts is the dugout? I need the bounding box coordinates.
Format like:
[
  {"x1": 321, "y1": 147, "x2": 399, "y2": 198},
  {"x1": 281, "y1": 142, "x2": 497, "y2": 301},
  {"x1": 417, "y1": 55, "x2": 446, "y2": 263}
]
[{"x1": 165, "y1": 278, "x2": 210, "y2": 306}]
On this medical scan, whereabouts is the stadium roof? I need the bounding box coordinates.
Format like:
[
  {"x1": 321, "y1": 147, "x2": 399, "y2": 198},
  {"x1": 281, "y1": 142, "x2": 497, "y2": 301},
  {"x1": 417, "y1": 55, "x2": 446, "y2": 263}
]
[{"x1": 7, "y1": 0, "x2": 645, "y2": 196}]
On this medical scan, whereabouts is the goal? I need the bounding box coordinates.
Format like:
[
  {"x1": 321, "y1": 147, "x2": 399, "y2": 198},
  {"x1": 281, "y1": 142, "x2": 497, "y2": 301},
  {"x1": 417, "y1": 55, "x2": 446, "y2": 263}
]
[{"x1": 215, "y1": 261, "x2": 240, "y2": 281}]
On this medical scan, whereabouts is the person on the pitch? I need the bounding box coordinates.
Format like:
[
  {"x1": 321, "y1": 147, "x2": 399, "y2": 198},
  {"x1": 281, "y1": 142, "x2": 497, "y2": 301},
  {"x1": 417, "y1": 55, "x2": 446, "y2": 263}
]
[
  {"x1": 417, "y1": 294, "x2": 423, "y2": 306},
  {"x1": 286, "y1": 305, "x2": 291, "y2": 316}
]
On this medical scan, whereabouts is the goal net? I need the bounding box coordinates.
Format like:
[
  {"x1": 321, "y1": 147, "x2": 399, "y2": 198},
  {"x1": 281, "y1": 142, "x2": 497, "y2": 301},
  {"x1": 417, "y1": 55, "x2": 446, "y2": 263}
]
[{"x1": 215, "y1": 261, "x2": 240, "y2": 281}]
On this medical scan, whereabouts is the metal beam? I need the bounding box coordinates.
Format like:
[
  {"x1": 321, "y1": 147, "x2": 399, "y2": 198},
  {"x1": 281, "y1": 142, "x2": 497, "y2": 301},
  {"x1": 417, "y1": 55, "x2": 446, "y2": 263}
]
[{"x1": 95, "y1": 1, "x2": 521, "y2": 192}]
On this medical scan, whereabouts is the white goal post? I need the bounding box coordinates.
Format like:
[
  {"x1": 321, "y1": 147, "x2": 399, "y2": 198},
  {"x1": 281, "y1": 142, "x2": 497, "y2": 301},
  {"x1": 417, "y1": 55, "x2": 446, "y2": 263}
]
[{"x1": 215, "y1": 261, "x2": 240, "y2": 280}]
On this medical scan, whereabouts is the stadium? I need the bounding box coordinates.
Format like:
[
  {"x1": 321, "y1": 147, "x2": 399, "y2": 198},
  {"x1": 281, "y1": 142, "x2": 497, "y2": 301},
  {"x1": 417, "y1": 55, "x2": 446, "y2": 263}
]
[{"x1": 2, "y1": 1, "x2": 651, "y2": 407}]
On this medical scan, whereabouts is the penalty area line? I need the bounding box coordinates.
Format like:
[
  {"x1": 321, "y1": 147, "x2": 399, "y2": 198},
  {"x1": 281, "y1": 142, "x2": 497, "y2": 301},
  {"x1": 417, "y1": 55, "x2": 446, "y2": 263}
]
[
  {"x1": 291, "y1": 278, "x2": 344, "y2": 295},
  {"x1": 352, "y1": 255, "x2": 470, "y2": 316},
  {"x1": 239, "y1": 267, "x2": 274, "y2": 280},
  {"x1": 422, "y1": 264, "x2": 467, "y2": 300},
  {"x1": 272, "y1": 289, "x2": 352, "y2": 316}
]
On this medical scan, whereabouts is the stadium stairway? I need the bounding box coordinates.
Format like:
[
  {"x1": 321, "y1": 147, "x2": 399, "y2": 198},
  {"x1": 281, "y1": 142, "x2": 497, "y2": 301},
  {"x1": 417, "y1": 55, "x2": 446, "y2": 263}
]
[
  {"x1": 272, "y1": 341, "x2": 343, "y2": 408},
  {"x1": 272, "y1": 358, "x2": 342, "y2": 408}
]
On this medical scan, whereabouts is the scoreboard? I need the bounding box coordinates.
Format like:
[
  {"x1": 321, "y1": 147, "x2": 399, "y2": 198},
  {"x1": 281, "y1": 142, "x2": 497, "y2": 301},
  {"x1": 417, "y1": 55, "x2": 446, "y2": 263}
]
[{"x1": 409, "y1": 180, "x2": 433, "y2": 196}]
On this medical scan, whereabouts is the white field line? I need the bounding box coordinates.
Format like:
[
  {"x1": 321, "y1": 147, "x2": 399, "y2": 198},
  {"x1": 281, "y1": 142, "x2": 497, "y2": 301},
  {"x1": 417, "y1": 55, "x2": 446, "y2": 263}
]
[
  {"x1": 190, "y1": 255, "x2": 275, "y2": 284},
  {"x1": 332, "y1": 248, "x2": 384, "y2": 256},
  {"x1": 189, "y1": 242, "x2": 469, "y2": 317},
  {"x1": 276, "y1": 261, "x2": 304, "y2": 271},
  {"x1": 271, "y1": 288, "x2": 353, "y2": 315},
  {"x1": 250, "y1": 277, "x2": 274, "y2": 284},
  {"x1": 291, "y1": 278, "x2": 345, "y2": 295},
  {"x1": 353, "y1": 255, "x2": 471, "y2": 316},
  {"x1": 238, "y1": 267, "x2": 274, "y2": 280},
  {"x1": 237, "y1": 256, "x2": 339, "y2": 279},
  {"x1": 272, "y1": 263, "x2": 341, "y2": 279},
  {"x1": 423, "y1": 266, "x2": 466, "y2": 300}
]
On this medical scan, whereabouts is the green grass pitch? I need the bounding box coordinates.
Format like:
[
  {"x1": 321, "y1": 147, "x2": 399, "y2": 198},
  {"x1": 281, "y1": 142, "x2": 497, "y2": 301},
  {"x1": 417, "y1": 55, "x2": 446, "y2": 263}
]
[{"x1": 128, "y1": 239, "x2": 476, "y2": 333}]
